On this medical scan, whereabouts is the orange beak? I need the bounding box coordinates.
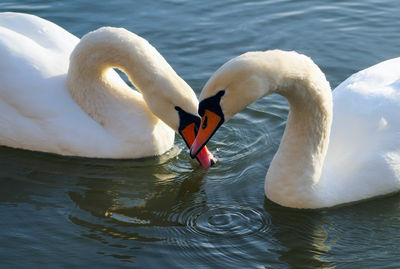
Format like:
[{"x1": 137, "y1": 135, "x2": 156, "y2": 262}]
[
  {"x1": 180, "y1": 122, "x2": 216, "y2": 168},
  {"x1": 190, "y1": 109, "x2": 223, "y2": 159}
]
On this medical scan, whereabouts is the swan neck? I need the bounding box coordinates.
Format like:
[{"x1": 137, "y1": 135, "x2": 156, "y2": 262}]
[
  {"x1": 67, "y1": 28, "x2": 164, "y2": 98},
  {"x1": 66, "y1": 27, "x2": 197, "y2": 131},
  {"x1": 265, "y1": 53, "x2": 333, "y2": 208}
]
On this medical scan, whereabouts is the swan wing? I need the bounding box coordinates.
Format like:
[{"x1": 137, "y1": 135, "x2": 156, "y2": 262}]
[
  {"x1": 0, "y1": 13, "x2": 125, "y2": 156},
  {"x1": 323, "y1": 57, "x2": 400, "y2": 201}
]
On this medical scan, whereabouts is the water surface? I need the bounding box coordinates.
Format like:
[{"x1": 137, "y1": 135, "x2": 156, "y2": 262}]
[{"x1": 1, "y1": 0, "x2": 400, "y2": 268}]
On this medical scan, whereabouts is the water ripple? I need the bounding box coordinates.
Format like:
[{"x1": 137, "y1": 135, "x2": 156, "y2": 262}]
[
  {"x1": 183, "y1": 205, "x2": 271, "y2": 238},
  {"x1": 1, "y1": 0, "x2": 400, "y2": 268}
]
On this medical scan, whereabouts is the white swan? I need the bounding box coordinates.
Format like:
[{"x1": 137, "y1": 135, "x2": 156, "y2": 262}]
[
  {"x1": 190, "y1": 50, "x2": 400, "y2": 208},
  {"x1": 0, "y1": 12, "x2": 215, "y2": 166}
]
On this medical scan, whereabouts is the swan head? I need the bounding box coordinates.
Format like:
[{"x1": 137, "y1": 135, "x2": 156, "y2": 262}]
[
  {"x1": 138, "y1": 79, "x2": 216, "y2": 167},
  {"x1": 190, "y1": 51, "x2": 274, "y2": 157},
  {"x1": 174, "y1": 106, "x2": 217, "y2": 167}
]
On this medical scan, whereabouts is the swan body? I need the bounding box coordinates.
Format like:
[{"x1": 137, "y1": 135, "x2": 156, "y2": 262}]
[
  {"x1": 0, "y1": 12, "x2": 215, "y2": 165},
  {"x1": 191, "y1": 50, "x2": 400, "y2": 208}
]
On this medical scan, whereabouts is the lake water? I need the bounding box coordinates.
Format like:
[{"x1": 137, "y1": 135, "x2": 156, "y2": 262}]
[{"x1": 1, "y1": 0, "x2": 400, "y2": 268}]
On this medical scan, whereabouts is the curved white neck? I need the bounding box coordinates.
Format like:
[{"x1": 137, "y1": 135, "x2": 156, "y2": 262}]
[
  {"x1": 66, "y1": 27, "x2": 197, "y2": 132},
  {"x1": 262, "y1": 53, "x2": 333, "y2": 208}
]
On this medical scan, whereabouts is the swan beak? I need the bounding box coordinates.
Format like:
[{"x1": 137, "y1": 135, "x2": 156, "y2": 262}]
[
  {"x1": 190, "y1": 109, "x2": 223, "y2": 158},
  {"x1": 180, "y1": 122, "x2": 217, "y2": 168},
  {"x1": 195, "y1": 145, "x2": 217, "y2": 168}
]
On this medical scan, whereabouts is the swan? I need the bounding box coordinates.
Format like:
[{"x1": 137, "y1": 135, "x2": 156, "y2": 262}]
[
  {"x1": 190, "y1": 50, "x2": 400, "y2": 208},
  {"x1": 0, "y1": 12, "x2": 215, "y2": 166}
]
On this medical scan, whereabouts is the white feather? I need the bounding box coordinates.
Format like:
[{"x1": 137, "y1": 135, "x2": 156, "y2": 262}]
[
  {"x1": 198, "y1": 50, "x2": 400, "y2": 208},
  {"x1": 0, "y1": 12, "x2": 199, "y2": 158}
]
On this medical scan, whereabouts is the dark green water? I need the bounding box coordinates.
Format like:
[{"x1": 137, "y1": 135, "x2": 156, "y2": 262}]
[{"x1": 1, "y1": 0, "x2": 400, "y2": 268}]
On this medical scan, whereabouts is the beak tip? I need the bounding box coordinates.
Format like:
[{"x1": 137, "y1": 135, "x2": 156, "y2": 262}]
[
  {"x1": 191, "y1": 143, "x2": 216, "y2": 168},
  {"x1": 190, "y1": 150, "x2": 200, "y2": 159},
  {"x1": 190, "y1": 141, "x2": 199, "y2": 159},
  {"x1": 210, "y1": 158, "x2": 216, "y2": 167}
]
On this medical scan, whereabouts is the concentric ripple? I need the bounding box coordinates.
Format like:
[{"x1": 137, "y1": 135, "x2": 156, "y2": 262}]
[{"x1": 183, "y1": 205, "x2": 271, "y2": 238}]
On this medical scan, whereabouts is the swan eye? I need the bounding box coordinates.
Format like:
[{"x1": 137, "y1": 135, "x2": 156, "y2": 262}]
[{"x1": 202, "y1": 116, "x2": 208, "y2": 129}]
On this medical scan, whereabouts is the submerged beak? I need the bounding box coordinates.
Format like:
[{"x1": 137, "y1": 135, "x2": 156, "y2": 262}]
[
  {"x1": 190, "y1": 109, "x2": 223, "y2": 158},
  {"x1": 180, "y1": 122, "x2": 216, "y2": 168}
]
